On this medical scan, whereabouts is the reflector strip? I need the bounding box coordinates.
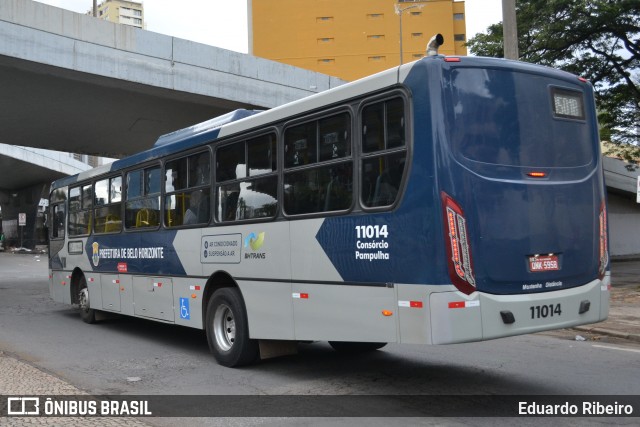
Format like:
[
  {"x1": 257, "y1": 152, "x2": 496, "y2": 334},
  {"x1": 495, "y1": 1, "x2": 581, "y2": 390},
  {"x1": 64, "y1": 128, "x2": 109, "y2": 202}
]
[
  {"x1": 398, "y1": 300, "x2": 423, "y2": 308},
  {"x1": 113, "y1": 279, "x2": 119, "y2": 284},
  {"x1": 598, "y1": 202, "x2": 609, "y2": 279},
  {"x1": 292, "y1": 293, "x2": 309, "y2": 299},
  {"x1": 154, "y1": 282, "x2": 162, "y2": 288},
  {"x1": 448, "y1": 300, "x2": 480, "y2": 309},
  {"x1": 189, "y1": 285, "x2": 201, "y2": 291},
  {"x1": 66, "y1": 275, "x2": 71, "y2": 279},
  {"x1": 88, "y1": 277, "x2": 94, "y2": 282},
  {"x1": 601, "y1": 284, "x2": 612, "y2": 291}
]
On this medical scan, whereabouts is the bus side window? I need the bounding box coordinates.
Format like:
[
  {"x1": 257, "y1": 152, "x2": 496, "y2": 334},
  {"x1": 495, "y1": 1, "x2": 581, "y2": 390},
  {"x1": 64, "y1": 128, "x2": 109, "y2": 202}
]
[
  {"x1": 51, "y1": 204, "x2": 66, "y2": 240},
  {"x1": 284, "y1": 160, "x2": 352, "y2": 215},
  {"x1": 165, "y1": 151, "x2": 211, "y2": 227},
  {"x1": 283, "y1": 113, "x2": 352, "y2": 216},
  {"x1": 216, "y1": 136, "x2": 278, "y2": 222},
  {"x1": 69, "y1": 185, "x2": 91, "y2": 236},
  {"x1": 285, "y1": 122, "x2": 317, "y2": 167},
  {"x1": 362, "y1": 102, "x2": 384, "y2": 153},
  {"x1": 364, "y1": 153, "x2": 406, "y2": 207},
  {"x1": 361, "y1": 97, "x2": 407, "y2": 208},
  {"x1": 125, "y1": 167, "x2": 160, "y2": 229},
  {"x1": 94, "y1": 176, "x2": 122, "y2": 234}
]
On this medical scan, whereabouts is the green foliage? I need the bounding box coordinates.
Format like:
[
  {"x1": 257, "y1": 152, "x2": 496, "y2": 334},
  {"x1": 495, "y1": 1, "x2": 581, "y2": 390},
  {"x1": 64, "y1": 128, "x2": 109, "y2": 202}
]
[{"x1": 466, "y1": 0, "x2": 639, "y2": 148}]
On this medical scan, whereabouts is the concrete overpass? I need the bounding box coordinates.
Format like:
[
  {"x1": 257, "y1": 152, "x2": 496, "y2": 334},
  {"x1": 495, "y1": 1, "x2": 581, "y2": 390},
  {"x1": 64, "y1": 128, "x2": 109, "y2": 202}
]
[
  {"x1": 0, "y1": 0, "x2": 344, "y2": 248},
  {"x1": 0, "y1": 0, "x2": 343, "y2": 158}
]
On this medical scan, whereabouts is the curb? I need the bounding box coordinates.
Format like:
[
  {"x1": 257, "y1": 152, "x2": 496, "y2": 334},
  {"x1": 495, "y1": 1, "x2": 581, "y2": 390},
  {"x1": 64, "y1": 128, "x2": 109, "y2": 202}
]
[
  {"x1": 573, "y1": 326, "x2": 640, "y2": 343},
  {"x1": 611, "y1": 255, "x2": 640, "y2": 263}
]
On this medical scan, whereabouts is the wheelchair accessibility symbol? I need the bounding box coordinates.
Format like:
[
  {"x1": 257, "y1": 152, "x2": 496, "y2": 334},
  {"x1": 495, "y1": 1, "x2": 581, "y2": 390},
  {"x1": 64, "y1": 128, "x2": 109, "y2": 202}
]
[{"x1": 179, "y1": 298, "x2": 190, "y2": 320}]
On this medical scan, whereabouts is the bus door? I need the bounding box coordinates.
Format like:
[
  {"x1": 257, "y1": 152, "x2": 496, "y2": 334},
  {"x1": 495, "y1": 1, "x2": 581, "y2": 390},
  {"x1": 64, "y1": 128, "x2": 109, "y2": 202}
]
[{"x1": 49, "y1": 198, "x2": 68, "y2": 304}]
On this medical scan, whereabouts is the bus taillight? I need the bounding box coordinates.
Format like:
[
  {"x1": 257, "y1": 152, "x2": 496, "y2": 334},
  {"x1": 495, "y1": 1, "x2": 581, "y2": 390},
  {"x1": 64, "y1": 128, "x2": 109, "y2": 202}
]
[
  {"x1": 442, "y1": 192, "x2": 476, "y2": 295},
  {"x1": 598, "y1": 202, "x2": 609, "y2": 280}
]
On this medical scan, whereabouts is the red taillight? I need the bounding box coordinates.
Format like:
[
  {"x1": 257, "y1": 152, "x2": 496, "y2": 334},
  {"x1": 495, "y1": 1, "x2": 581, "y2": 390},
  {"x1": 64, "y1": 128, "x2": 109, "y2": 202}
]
[
  {"x1": 598, "y1": 202, "x2": 609, "y2": 279},
  {"x1": 442, "y1": 192, "x2": 476, "y2": 295},
  {"x1": 526, "y1": 171, "x2": 547, "y2": 178}
]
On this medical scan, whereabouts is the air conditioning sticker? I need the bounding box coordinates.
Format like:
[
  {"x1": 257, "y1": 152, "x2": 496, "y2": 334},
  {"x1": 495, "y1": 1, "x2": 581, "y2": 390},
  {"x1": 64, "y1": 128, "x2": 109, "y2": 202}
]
[{"x1": 201, "y1": 234, "x2": 241, "y2": 264}]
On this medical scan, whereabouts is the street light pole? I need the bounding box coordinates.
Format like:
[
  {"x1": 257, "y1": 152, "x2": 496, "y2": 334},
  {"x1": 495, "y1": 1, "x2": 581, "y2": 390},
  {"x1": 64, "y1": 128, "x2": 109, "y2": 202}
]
[{"x1": 395, "y1": 3, "x2": 424, "y2": 65}]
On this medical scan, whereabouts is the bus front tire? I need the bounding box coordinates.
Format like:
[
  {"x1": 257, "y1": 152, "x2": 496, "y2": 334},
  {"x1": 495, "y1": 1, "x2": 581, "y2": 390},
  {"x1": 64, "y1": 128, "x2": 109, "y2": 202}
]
[
  {"x1": 206, "y1": 287, "x2": 258, "y2": 367},
  {"x1": 78, "y1": 276, "x2": 97, "y2": 324},
  {"x1": 329, "y1": 341, "x2": 387, "y2": 353}
]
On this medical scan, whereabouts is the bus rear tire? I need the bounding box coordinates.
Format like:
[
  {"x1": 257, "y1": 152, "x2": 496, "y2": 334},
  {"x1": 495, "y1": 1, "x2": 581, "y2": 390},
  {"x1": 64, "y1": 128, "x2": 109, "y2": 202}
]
[
  {"x1": 78, "y1": 276, "x2": 97, "y2": 324},
  {"x1": 205, "y1": 287, "x2": 258, "y2": 367},
  {"x1": 329, "y1": 341, "x2": 387, "y2": 353}
]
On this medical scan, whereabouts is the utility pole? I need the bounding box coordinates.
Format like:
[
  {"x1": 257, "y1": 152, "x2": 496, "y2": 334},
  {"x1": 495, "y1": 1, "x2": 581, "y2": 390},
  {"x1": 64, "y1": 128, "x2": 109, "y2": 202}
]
[
  {"x1": 93, "y1": 0, "x2": 98, "y2": 17},
  {"x1": 502, "y1": 0, "x2": 518, "y2": 59},
  {"x1": 395, "y1": 3, "x2": 424, "y2": 65}
]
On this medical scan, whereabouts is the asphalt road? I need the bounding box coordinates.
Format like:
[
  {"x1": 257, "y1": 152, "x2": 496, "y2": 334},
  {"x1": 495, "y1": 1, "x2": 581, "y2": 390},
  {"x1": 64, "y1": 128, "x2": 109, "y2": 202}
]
[{"x1": 1, "y1": 252, "x2": 639, "y2": 426}]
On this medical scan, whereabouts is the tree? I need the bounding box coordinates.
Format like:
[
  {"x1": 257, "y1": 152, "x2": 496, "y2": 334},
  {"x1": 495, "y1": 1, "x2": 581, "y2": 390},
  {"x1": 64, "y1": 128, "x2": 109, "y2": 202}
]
[{"x1": 466, "y1": 0, "x2": 640, "y2": 159}]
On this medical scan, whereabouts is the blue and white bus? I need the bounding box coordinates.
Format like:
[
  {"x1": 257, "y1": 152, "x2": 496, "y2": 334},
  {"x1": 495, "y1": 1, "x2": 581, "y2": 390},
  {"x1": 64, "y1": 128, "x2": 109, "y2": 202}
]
[{"x1": 49, "y1": 48, "x2": 610, "y2": 367}]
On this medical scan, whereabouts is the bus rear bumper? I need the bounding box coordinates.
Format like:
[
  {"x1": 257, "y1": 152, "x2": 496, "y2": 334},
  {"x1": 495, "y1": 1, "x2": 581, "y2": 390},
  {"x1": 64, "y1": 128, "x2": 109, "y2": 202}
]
[{"x1": 429, "y1": 273, "x2": 610, "y2": 345}]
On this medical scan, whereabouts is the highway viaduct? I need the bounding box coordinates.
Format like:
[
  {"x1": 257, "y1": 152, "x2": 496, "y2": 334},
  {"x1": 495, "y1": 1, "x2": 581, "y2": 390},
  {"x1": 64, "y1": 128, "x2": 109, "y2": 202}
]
[{"x1": 0, "y1": 0, "x2": 344, "y2": 249}]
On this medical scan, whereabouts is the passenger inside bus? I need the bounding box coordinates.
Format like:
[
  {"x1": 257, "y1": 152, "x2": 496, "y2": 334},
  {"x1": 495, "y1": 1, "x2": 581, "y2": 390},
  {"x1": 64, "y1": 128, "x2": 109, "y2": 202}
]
[{"x1": 184, "y1": 190, "x2": 202, "y2": 225}]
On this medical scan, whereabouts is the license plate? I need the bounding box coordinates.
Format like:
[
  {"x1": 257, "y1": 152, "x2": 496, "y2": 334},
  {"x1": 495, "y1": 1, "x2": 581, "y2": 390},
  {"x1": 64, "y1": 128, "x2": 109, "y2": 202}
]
[{"x1": 529, "y1": 255, "x2": 559, "y2": 272}]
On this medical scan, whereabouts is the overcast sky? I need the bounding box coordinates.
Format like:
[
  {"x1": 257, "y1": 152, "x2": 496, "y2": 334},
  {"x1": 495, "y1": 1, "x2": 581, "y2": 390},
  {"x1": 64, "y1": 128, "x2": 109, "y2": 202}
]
[{"x1": 35, "y1": 0, "x2": 504, "y2": 54}]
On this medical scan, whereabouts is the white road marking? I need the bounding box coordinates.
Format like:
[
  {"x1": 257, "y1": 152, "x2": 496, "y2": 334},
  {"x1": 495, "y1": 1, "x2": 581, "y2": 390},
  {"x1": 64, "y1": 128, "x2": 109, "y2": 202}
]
[{"x1": 592, "y1": 344, "x2": 640, "y2": 354}]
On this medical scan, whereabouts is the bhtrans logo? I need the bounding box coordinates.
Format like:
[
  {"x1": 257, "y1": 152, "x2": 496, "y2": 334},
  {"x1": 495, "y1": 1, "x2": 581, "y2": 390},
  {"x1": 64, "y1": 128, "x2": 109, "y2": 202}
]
[
  {"x1": 244, "y1": 232, "x2": 265, "y2": 250},
  {"x1": 244, "y1": 232, "x2": 266, "y2": 259}
]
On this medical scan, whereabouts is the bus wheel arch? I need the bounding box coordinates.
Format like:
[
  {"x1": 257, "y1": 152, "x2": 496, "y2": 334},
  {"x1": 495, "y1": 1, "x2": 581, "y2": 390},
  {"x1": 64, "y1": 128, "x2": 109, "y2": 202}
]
[
  {"x1": 201, "y1": 270, "x2": 237, "y2": 327},
  {"x1": 70, "y1": 268, "x2": 96, "y2": 324},
  {"x1": 202, "y1": 272, "x2": 259, "y2": 367}
]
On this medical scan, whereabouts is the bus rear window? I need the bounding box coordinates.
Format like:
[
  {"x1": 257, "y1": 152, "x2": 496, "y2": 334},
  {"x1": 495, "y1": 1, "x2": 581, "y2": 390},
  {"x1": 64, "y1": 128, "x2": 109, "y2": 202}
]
[{"x1": 447, "y1": 68, "x2": 593, "y2": 168}]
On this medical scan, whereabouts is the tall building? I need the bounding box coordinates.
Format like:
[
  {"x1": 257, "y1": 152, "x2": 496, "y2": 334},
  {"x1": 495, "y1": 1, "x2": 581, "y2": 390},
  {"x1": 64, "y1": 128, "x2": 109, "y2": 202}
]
[
  {"x1": 249, "y1": 0, "x2": 466, "y2": 81},
  {"x1": 91, "y1": 0, "x2": 145, "y2": 29}
]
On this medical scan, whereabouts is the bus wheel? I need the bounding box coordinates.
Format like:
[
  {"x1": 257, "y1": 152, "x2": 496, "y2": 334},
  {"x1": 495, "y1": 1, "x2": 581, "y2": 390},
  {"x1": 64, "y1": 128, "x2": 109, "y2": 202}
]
[
  {"x1": 206, "y1": 288, "x2": 258, "y2": 367},
  {"x1": 78, "y1": 276, "x2": 96, "y2": 324},
  {"x1": 329, "y1": 341, "x2": 387, "y2": 353}
]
